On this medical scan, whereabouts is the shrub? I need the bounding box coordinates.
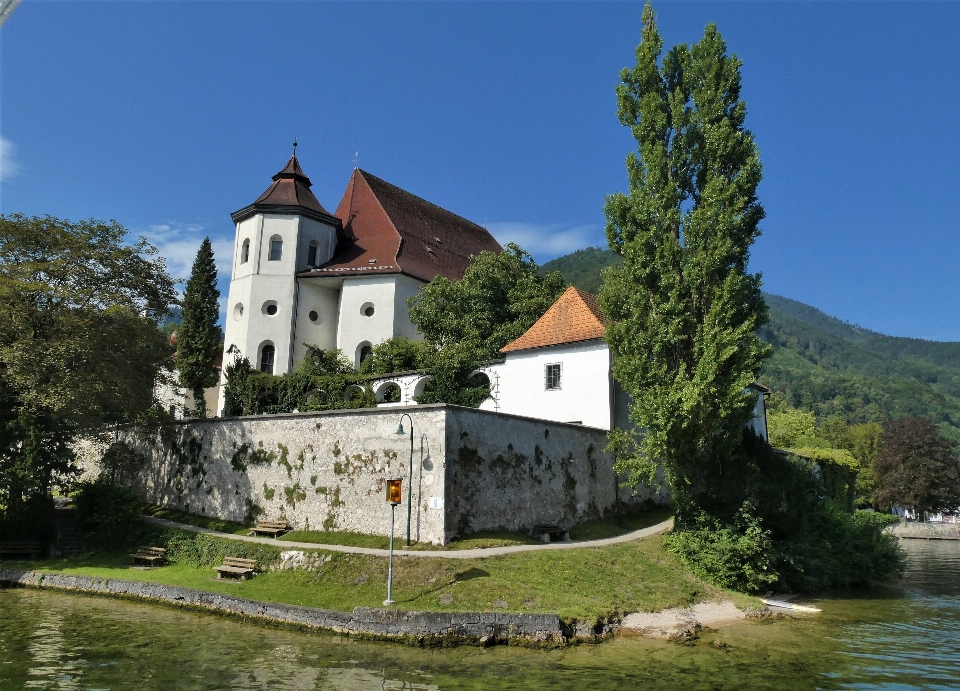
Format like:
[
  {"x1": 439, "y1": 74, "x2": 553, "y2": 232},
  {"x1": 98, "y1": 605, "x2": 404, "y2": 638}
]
[
  {"x1": 73, "y1": 478, "x2": 142, "y2": 544},
  {"x1": 665, "y1": 503, "x2": 778, "y2": 593}
]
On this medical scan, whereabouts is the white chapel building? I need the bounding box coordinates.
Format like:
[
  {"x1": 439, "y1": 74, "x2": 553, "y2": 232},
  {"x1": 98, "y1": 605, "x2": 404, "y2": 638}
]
[{"x1": 216, "y1": 152, "x2": 501, "y2": 415}]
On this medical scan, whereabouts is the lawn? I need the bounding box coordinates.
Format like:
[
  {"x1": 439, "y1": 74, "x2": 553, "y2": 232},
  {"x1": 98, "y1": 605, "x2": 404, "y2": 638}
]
[
  {"x1": 7, "y1": 526, "x2": 756, "y2": 622},
  {"x1": 141, "y1": 505, "x2": 250, "y2": 535}
]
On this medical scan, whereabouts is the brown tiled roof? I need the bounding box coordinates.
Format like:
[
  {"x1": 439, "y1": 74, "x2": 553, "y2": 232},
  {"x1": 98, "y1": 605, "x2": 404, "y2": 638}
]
[
  {"x1": 231, "y1": 155, "x2": 340, "y2": 226},
  {"x1": 500, "y1": 286, "x2": 607, "y2": 353},
  {"x1": 298, "y1": 169, "x2": 501, "y2": 282}
]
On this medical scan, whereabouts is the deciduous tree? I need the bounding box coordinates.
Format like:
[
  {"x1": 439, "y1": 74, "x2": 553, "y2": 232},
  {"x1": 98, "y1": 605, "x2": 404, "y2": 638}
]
[
  {"x1": 875, "y1": 417, "x2": 960, "y2": 517},
  {"x1": 0, "y1": 214, "x2": 176, "y2": 533},
  {"x1": 408, "y1": 243, "x2": 566, "y2": 406},
  {"x1": 175, "y1": 238, "x2": 222, "y2": 418},
  {"x1": 600, "y1": 3, "x2": 769, "y2": 509}
]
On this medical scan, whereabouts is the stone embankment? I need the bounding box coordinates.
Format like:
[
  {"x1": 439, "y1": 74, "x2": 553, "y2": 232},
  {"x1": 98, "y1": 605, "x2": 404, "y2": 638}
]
[
  {"x1": 886, "y1": 522, "x2": 960, "y2": 540},
  {"x1": 0, "y1": 568, "x2": 578, "y2": 646}
]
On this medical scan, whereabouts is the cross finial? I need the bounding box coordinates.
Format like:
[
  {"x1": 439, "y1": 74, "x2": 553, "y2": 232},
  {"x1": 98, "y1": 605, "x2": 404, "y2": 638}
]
[
  {"x1": 353, "y1": 151, "x2": 359, "y2": 168},
  {"x1": 293, "y1": 137, "x2": 298, "y2": 157}
]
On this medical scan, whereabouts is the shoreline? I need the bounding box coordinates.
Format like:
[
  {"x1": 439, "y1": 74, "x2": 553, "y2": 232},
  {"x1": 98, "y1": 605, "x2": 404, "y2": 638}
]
[{"x1": 0, "y1": 568, "x2": 600, "y2": 647}]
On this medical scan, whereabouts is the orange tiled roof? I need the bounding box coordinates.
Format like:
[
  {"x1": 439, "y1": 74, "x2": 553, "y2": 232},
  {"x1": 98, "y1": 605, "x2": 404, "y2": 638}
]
[{"x1": 500, "y1": 286, "x2": 607, "y2": 353}]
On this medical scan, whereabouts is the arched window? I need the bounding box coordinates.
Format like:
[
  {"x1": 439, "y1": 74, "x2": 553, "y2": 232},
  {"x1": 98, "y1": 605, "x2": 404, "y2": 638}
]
[
  {"x1": 307, "y1": 241, "x2": 318, "y2": 267},
  {"x1": 260, "y1": 344, "x2": 276, "y2": 374},
  {"x1": 269, "y1": 235, "x2": 283, "y2": 261},
  {"x1": 240, "y1": 239, "x2": 250, "y2": 264},
  {"x1": 357, "y1": 343, "x2": 373, "y2": 369}
]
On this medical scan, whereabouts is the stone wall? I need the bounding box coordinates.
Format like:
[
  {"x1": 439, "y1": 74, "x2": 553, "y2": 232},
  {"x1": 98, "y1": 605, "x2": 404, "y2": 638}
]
[
  {"x1": 445, "y1": 408, "x2": 660, "y2": 538},
  {"x1": 0, "y1": 569, "x2": 570, "y2": 645},
  {"x1": 85, "y1": 404, "x2": 655, "y2": 545}
]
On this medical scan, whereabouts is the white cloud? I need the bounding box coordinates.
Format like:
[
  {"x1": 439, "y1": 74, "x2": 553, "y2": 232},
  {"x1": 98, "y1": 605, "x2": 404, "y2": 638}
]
[
  {"x1": 139, "y1": 221, "x2": 233, "y2": 284},
  {"x1": 485, "y1": 221, "x2": 601, "y2": 263},
  {"x1": 0, "y1": 137, "x2": 19, "y2": 181}
]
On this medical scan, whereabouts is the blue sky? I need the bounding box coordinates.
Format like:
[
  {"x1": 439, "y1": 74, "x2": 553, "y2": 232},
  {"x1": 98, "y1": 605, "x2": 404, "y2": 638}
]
[{"x1": 2, "y1": 1, "x2": 959, "y2": 340}]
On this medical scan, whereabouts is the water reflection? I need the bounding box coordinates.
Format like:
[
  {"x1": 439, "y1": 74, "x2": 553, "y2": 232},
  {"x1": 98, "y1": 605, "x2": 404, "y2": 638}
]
[
  {"x1": 831, "y1": 539, "x2": 960, "y2": 691},
  {"x1": 25, "y1": 613, "x2": 84, "y2": 690},
  {"x1": 0, "y1": 540, "x2": 958, "y2": 691}
]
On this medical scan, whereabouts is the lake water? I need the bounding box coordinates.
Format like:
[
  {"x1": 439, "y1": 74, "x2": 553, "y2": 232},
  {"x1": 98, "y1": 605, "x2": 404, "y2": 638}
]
[{"x1": 1, "y1": 539, "x2": 958, "y2": 690}]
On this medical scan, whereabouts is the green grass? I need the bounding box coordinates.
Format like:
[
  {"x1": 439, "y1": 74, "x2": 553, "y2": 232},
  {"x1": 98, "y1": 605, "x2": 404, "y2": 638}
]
[
  {"x1": 279, "y1": 530, "x2": 392, "y2": 549},
  {"x1": 568, "y1": 506, "x2": 674, "y2": 541},
  {"x1": 7, "y1": 524, "x2": 756, "y2": 622},
  {"x1": 152, "y1": 505, "x2": 672, "y2": 551},
  {"x1": 409, "y1": 530, "x2": 543, "y2": 551},
  {"x1": 140, "y1": 505, "x2": 250, "y2": 535}
]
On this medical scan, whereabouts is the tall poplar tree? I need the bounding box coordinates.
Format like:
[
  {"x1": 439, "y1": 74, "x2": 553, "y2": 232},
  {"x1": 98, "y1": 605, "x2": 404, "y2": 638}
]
[
  {"x1": 600, "y1": 4, "x2": 770, "y2": 513},
  {"x1": 176, "y1": 238, "x2": 222, "y2": 418}
]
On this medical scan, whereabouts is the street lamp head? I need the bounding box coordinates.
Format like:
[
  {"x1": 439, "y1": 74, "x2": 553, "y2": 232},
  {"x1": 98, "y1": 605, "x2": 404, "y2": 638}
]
[{"x1": 395, "y1": 423, "x2": 405, "y2": 436}]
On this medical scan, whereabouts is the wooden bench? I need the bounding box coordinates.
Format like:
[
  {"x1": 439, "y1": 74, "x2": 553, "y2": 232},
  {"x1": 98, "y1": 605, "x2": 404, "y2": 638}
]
[
  {"x1": 532, "y1": 524, "x2": 570, "y2": 543},
  {"x1": 0, "y1": 541, "x2": 41, "y2": 559},
  {"x1": 215, "y1": 557, "x2": 258, "y2": 580},
  {"x1": 249, "y1": 520, "x2": 290, "y2": 538},
  {"x1": 129, "y1": 546, "x2": 166, "y2": 568}
]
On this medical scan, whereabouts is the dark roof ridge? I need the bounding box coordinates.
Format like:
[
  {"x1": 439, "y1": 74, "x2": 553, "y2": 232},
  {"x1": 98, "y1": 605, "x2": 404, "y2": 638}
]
[{"x1": 358, "y1": 169, "x2": 492, "y2": 246}]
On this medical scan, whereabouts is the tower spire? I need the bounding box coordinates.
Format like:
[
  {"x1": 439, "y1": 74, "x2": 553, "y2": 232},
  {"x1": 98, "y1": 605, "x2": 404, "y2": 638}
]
[{"x1": 293, "y1": 137, "x2": 298, "y2": 157}]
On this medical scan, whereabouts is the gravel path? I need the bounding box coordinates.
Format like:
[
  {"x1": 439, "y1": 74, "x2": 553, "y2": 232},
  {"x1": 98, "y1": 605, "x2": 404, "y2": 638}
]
[{"x1": 142, "y1": 515, "x2": 674, "y2": 560}]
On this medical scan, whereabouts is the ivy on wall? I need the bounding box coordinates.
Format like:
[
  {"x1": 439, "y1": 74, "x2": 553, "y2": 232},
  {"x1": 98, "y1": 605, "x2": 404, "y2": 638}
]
[{"x1": 222, "y1": 356, "x2": 378, "y2": 416}]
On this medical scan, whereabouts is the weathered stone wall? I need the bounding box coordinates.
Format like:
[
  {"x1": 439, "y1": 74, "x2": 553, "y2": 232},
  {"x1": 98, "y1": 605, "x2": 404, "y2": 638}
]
[
  {"x1": 443, "y1": 408, "x2": 661, "y2": 539},
  {"x1": 82, "y1": 404, "x2": 657, "y2": 545},
  {"x1": 886, "y1": 521, "x2": 960, "y2": 540},
  {"x1": 103, "y1": 405, "x2": 449, "y2": 544}
]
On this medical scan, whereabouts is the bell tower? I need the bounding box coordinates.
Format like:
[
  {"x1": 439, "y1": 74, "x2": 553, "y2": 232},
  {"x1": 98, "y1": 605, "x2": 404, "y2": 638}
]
[{"x1": 218, "y1": 146, "x2": 342, "y2": 414}]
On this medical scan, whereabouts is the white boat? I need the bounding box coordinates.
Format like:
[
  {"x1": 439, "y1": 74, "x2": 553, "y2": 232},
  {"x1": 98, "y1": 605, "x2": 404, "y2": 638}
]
[{"x1": 761, "y1": 598, "x2": 822, "y2": 613}]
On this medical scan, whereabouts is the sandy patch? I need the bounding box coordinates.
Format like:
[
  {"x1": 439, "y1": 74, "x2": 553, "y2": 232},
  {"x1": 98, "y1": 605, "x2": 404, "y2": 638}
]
[{"x1": 621, "y1": 600, "x2": 747, "y2": 639}]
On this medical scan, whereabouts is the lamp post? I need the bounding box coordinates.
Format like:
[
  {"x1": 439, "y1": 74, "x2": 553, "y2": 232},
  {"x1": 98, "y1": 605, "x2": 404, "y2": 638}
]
[
  {"x1": 384, "y1": 477, "x2": 402, "y2": 606},
  {"x1": 395, "y1": 414, "x2": 414, "y2": 546}
]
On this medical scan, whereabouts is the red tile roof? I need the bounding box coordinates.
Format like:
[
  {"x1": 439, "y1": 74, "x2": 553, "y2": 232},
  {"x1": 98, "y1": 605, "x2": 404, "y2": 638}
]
[
  {"x1": 231, "y1": 155, "x2": 341, "y2": 227},
  {"x1": 500, "y1": 287, "x2": 607, "y2": 353},
  {"x1": 298, "y1": 169, "x2": 501, "y2": 282}
]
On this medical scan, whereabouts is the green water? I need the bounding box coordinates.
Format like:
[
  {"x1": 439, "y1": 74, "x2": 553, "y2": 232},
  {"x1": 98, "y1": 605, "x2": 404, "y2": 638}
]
[{"x1": 1, "y1": 539, "x2": 958, "y2": 690}]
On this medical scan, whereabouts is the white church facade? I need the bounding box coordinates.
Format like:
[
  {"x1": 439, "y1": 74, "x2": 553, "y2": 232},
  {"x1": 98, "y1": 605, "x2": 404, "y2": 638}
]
[
  {"x1": 215, "y1": 152, "x2": 501, "y2": 415},
  {"x1": 192, "y1": 150, "x2": 769, "y2": 441}
]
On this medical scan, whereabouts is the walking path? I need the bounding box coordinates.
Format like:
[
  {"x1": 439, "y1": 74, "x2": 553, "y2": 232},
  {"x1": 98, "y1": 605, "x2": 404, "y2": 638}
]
[{"x1": 142, "y1": 515, "x2": 675, "y2": 560}]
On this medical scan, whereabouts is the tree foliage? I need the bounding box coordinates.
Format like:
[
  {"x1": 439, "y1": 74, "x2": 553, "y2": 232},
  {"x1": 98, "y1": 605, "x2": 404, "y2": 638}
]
[
  {"x1": 358, "y1": 336, "x2": 431, "y2": 376},
  {"x1": 600, "y1": 4, "x2": 770, "y2": 505},
  {"x1": 0, "y1": 214, "x2": 176, "y2": 533},
  {"x1": 175, "y1": 237, "x2": 222, "y2": 418},
  {"x1": 875, "y1": 417, "x2": 960, "y2": 515},
  {"x1": 408, "y1": 243, "x2": 566, "y2": 406}
]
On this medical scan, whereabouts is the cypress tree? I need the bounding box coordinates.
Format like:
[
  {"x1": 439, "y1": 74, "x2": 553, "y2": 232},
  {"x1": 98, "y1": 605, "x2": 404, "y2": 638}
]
[
  {"x1": 176, "y1": 238, "x2": 222, "y2": 418},
  {"x1": 600, "y1": 3, "x2": 770, "y2": 512}
]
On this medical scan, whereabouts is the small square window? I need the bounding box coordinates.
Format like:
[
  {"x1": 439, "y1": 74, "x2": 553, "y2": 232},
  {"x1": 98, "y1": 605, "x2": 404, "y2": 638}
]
[{"x1": 545, "y1": 363, "x2": 561, "y2": 391}]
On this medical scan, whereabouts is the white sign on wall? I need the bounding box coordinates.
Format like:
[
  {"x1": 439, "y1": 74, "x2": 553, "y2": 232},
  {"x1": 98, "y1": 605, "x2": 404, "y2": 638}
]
[{"x1": 428, "y1": 497, "x2": 443, "y2": 510}]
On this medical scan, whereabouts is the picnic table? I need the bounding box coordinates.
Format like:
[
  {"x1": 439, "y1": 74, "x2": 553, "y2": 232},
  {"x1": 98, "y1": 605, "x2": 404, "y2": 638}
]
[
  {"x1": 532, "y1": 524, "x2": 570, "y2": 543},
  {"x1": 129, "y1": 546, "x2": 167, "y2": 568},
  {"x1": 0, "y1": 541, "x2": 41, "y2": 560},
  {"x1": 249, "y1": 520, "x2": 290, "y2": 538},
  {"x1": 215, "y1": 557, "x2": 258, "y2": 580}
]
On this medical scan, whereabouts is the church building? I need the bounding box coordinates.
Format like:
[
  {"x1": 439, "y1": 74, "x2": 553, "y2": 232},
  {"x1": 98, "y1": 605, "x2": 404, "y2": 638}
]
[{"x1": 217, "y1": 151, "x2": 501, "y2": 414}]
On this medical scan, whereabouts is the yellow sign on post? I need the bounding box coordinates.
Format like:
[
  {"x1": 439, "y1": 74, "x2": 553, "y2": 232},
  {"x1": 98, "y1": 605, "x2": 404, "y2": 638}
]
[
  {"x1": 384, "y1": 476, "x2": 403, "y2": 606},
  {"x1": 386, "y1": 478, "x2": 402, "y2": 505}
]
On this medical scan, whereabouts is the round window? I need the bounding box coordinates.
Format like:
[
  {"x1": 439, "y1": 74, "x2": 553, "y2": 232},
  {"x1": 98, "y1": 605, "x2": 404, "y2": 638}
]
[
  {"x1": 308, "y1": 310, "x2": 319, "y2": 322},
  {"x1": 361, "y1": 302, "x2": 375, "y2": 317},
  {"x1": 262, "y1": 301, "x2": 279, "y2": 317},
  {"x1": 233, "y1": 303, "x2": 244, "y2": 321}
]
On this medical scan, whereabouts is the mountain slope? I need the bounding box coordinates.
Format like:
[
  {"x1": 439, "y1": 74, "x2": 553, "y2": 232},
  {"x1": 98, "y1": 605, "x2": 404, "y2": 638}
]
[{"x1": 541, "y1": 247, "x2": 960, "y2": 439}]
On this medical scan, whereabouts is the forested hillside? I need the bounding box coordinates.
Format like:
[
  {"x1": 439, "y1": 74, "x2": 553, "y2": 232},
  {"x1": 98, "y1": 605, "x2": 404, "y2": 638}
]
[{"x1": 542, "y1": 248, "x2": 960, "y2": 440}]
